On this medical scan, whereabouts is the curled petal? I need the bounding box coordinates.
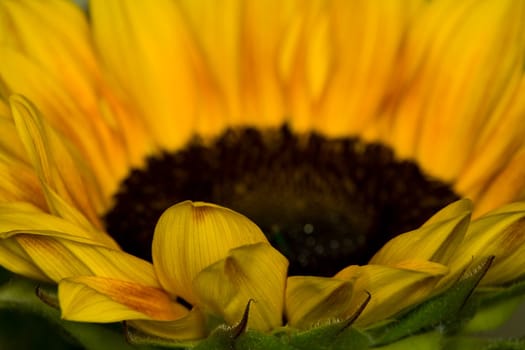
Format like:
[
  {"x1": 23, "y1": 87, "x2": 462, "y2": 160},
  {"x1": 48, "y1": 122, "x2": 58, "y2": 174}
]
[
  {"x1": 152, "y1": 201, "x2": 267, "y2": 303},
  {"x1": 336, "y1": 261, "x2": 448, "y2": 326},
  {"x1": 0, "y1": 201, "x2": 118, "y2": 249},
  {"x1": 9, "y1": 95, "x2": 109, "y2": 227},
  {"x1": 0, "y1": 202, "x2": 158, "y2": 284},
  {"x1": 0, "y1": 201, "x2": 151, "y2": 283},
  {"x1": 193, "y1": 243, "x2": 288, "y2": 331},
  {"x1": 16, "y1": 235, "x2": 159, "y2": 286},
  {"x1": 371, "y1": 199, "x2": 472, "y2": 266},
  {"x1": 285, "y1": 276, "x2": 354, "y2": 329},
  {"x1": 59, "y1": 276, "x2": 187, "y2": 322}
]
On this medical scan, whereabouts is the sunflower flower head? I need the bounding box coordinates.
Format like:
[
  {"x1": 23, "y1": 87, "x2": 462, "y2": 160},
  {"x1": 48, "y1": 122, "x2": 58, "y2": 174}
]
[{"x1": 1, "y1": 0, "x2": 525, "y2": 349}]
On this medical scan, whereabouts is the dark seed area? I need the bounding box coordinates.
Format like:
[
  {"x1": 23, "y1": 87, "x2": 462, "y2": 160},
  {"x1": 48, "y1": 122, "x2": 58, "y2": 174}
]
[{"x1": 104, "y1": 126, "x2": 459, "y2": 276}]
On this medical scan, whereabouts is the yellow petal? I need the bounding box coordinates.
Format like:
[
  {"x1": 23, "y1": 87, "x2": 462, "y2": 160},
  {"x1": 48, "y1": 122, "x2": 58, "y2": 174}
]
[
  {"x1": 391, "y1": 0, "x2": 525, "y2": 184},
  {"x1": 422, "y1": 199, "x2": 473, "y2": 227},
  {"x1": 90, "y1": 0, "x2": 225, "y2": 148},
  {"x1": 182, "y1": 0, "x2": 309, "y2": 130},
  {"x1": 234, "y1": 0, "x2": 299, "y2": 128},
  {"x1": 59, "y1": 276, "x2": 186, "y2": 322},
  {"x1": 0, "y1": 1, "x2": 128, "y2": 195},
  {"x1": 370, "y1": 199, "x2": 471, "y2": 266},
  {"x1": 285, "y1": 276, "x2": 354, "y2": 329},
  {"x1": 279, "y1": 2, "x2": 331, "y2": 132},
  {"x1": 446, "y1": 202, "x2": 525, "y2": 286},
  {"x1": 0, "y1": 237, "x2": 48, "y2": 282},
  {"x1": 9, "y1": 95, "x2": 106, "y2": 226},
  {"x1": 193, "y1": 243, "x2": 288, "y2": 331},
  {"x1": 152, "y1": 201, "x2": 267, "y2": 303},
  {"x1": 455, "y1": 78, "x2": 525, "y2": 210},
  {"x1": 0, "y1": 0, "x2": 99, "y2": 97},
  {"x1": 0, "y1": 153, "x2": 45, "y2": 208},
  {"x1": 169, "y1": 0, "x2": 241, "y2": 132},
  {"x1": 0, "y1": 201, "x2": 117, "y2": 248},
  {"x1": 0, "y1": 202, "x2": 157, "y2": 284},
  {"x1": 336, "y1": 262, "x2": 448, "y2": 326},
  {"x1": 17, "y1": 235, "x2": 158, "y2": 286},
  {"x1": 16, "y1": 236, "x2": 91, "y2": 281},
  {"x1": 0, "y1": 107, "x2": 27, "y2": 162},
  {"x1": 474, "y1": 148, "x2": 525, "y2": 216},
  {"x1": 128, "y1": 308, "x2": 207, "y2": 342},
  {"x1": 317, "y1": 0, "x2": 423, "y2": 138}
]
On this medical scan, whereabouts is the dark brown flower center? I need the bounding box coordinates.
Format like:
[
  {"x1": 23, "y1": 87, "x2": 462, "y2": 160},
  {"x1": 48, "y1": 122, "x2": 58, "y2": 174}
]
[{"x1": 104, "y1": 126, "x2": 459, "y2": 276}]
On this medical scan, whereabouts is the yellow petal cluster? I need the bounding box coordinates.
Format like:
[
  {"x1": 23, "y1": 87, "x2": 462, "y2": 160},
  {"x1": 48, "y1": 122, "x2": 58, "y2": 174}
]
[
  {"x1": 58, "y1": 201, "x2": 288, "y2": 339},
  {"x1": 287, "y1": 200, "x2": 525, "y2": 328}
]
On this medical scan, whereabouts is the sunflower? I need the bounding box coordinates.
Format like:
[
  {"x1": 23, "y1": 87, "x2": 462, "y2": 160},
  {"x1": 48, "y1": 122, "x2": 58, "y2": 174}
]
[{"x1": 1, "y1": 0, "x2": 525, "y2": 349}]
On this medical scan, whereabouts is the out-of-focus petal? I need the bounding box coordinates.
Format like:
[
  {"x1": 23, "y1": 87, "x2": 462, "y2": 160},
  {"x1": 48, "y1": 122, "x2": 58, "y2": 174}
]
[
  {"x1": 317, "y1": 0, "x2": 423, "y2": 138},
  {"x1": 178, "y1": 0, "x2": 302, "y2": 130},
  {"x1": 390, "y1": 0, "x2": 525, "y2": 188},
  {"x1": 90, "y1": 0, "x2": 225, "y2": 148},
  {"x1": 474, "y1": 148, "x2": 525, "y2": 216}
]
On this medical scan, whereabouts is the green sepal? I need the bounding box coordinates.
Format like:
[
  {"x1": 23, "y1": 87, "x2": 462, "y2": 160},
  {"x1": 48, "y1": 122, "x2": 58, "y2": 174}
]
[
  {"x1": 192, "y1": 299, "x2": 254, "y2": 350},
  {"x1": 368, "y1": 256, "x2": 494, "y2": 346}
]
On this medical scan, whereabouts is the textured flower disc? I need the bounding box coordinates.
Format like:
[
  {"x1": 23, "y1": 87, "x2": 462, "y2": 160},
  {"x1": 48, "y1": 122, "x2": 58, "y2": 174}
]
[{"x1": 104, "y1": 126, "x2": 459, "y2": 276}]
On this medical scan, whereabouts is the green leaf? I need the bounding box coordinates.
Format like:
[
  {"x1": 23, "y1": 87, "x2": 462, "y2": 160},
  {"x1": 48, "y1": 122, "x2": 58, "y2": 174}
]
[
  {"x1": 464, "y1": 278, "x2": 525, "y2": 333},
  {"x1": 373, "y1": 331, "x2": 442, "y2": 350},
  {"x1": 368, "y1": 256, "x2": 494, "y2": 346},
  {"x1": 444, "y1": 336, "x2": 525, "y2": 350}
]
